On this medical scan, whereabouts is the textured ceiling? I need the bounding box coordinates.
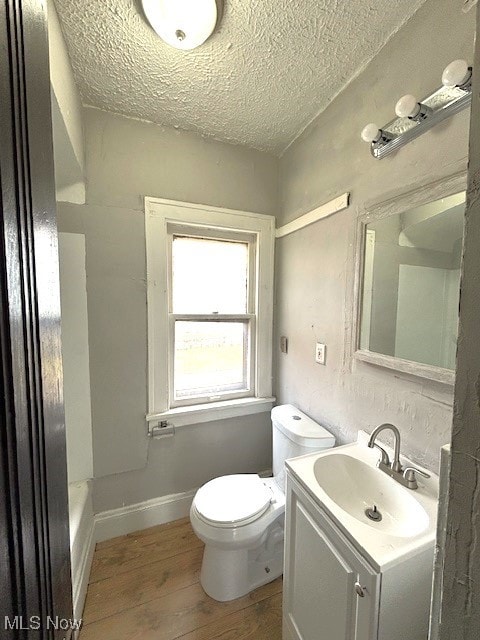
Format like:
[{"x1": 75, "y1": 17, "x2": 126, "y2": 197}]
[{"x1": 54, "y1": 0, "x2": 426, "y2": 154}]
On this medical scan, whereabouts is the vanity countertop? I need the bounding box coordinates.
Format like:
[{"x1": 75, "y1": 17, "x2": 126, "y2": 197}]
[{"x1": 286, "y1": 431, "x2": 440, "y2": 571}]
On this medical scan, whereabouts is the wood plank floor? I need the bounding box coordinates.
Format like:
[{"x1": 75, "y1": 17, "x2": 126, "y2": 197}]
[{"x1": 80, "y1": 517, "x2": 283, "y2": 640}]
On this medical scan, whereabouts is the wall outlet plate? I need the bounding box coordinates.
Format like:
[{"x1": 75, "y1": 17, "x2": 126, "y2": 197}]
[{"x1": 315, "y1": 342, "x2": 326, "y2": 365}]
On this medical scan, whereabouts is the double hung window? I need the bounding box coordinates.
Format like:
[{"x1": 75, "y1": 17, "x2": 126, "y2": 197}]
[{"x1": 145, "y1": 199, "x2": 275, "y2": 426}]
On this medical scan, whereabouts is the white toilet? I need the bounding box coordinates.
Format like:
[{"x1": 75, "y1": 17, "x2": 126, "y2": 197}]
[{"x1": 190, "y1": 404, "x2": 335, "y2": 601}]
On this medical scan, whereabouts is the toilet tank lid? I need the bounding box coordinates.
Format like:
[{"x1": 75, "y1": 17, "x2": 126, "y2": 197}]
[{"x1": 271, "y1": 404, "x2": 335, "y2": 448}]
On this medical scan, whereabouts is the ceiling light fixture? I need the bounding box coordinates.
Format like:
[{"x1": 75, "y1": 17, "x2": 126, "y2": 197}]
[{"x1": 142, "y1": 0, "x2": 221, "y2": 51}]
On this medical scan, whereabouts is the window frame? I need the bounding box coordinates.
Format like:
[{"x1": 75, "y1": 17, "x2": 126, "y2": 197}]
[{"x1": 145, "y1": 197, "x2": 275, "y2": 427}]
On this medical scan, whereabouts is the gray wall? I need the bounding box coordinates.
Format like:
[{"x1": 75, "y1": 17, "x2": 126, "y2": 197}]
[
  {"x1": 58, "y1": 0, "x2": 474, "y2": 513},
  {"x1": 58, "y1": 107, "x2": 278, "y2": 512},
  {"x1": 275, "y1": 0, "x2": 474, "y2": 472},
  {"x1": 439, "y1": 7, "x2": 480, "y2": 635},
  {"x1": 58, "y1": 233, "x2": 93, "y2": 484}
]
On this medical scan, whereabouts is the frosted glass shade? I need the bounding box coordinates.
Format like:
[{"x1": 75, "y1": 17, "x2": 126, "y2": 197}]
[
  {"x1": 442, "y1": 59, "x2": 471, "y2": 87},
  {"x1": 395, "y1": 94, "x2": 420, "y2": 119},
  {"x1": 142, "y1": 0, "x2": 218, "y2": 50},
  {"x1": 361, "y1": 123, "x2": 381, "y2": 143}
]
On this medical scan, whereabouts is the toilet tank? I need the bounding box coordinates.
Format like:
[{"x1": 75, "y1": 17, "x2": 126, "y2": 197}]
[{"x1": 272, "y1": 404, "x2": 335, "y2": 490}]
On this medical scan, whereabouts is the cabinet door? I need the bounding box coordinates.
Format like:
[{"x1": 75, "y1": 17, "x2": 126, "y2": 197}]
[{"x1": 283, "y1": 477, "x2": 378, "y2": 640}]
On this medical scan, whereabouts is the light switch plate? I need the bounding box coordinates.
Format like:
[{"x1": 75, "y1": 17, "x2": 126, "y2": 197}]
[{"x1": 315, "y1": 342, "x2": 326, "y2": 365}]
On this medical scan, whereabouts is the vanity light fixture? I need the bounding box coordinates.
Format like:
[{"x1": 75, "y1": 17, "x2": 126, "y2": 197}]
[
  {"x1": 142, "y1": 0, "x2": 221, "y2": 50},
  {"x1": 361, "y1": 59, "x2": 473, "y2": 159}
]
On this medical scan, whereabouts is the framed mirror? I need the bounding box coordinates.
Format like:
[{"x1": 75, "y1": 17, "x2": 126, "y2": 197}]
[{"x1": 353, "y1": 175, "x2": 466, "y2": 385}]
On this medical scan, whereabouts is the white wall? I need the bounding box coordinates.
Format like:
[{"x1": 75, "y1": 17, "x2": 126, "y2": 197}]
[
  {"x1": 395, "y1": 265, "x2": 452, "y2": 368},
  {"x1": 275, "y1": 0, "x2": 474, "y2": 471},
  {"x1": 58, "y1": 233, "x2": 93, "y2": 484},
  {"x1": 58, "y1": 108, "x2": 278, "y2": 512},
  {"x1": 48, "y1": 0, "x2": 84, "y2": 173},
  {"x1": 48, "y1": 0, "x2": 85, "y2": 203},
  {"x1": 395, "y1": 265, "x2": 460, "y2": 370},
  {"x1": 443, "y1": 269, "x2": 461, "y2": 369}
]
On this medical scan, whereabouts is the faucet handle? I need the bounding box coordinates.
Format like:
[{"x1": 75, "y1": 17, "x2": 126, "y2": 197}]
[
  {"x1": 402, "y1": 466, "x2": 430, "y2": 489},
  {"x1": 371, "y1": 442, "x2": 390, "y2": 467},
  {"x1": 403, "y1": 466, "x2": 430, "y2": 479}
]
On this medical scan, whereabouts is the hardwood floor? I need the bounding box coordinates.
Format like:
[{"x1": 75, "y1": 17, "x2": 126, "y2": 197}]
[{"x1": 80, "y1": 518, "x2": 283, "y2": 640}]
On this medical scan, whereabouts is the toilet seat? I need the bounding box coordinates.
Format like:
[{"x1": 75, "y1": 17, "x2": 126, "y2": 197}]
[{"x1": 194, "y1": 474, "x2": 272, "y2": 528}]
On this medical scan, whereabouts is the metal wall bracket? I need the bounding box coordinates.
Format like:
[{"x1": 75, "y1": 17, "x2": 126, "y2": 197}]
[{"x1": 148, "y1": 420, "x2": 175, "y2": 438}]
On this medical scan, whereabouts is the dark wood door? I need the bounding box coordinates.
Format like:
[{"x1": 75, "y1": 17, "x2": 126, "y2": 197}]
[{"x1": 0, "y1": 1, "x2": 73, "y2": 638}]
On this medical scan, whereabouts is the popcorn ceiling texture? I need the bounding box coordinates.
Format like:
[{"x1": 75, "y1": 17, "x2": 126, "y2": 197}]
[{"x1": 53, "y1": 0, "x2": 426, "y2": 154}]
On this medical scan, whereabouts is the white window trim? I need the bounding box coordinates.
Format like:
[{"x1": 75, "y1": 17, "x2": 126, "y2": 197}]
[{"x1": 145, "y1": 197, "x2": 276, "y2": 428}]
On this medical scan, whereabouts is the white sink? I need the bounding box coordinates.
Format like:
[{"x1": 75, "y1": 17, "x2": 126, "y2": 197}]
[
  {"x1": 313, "y1": 453, "x2": 430, "y2": 537},
  {"x1": 286, "y1": 432, "x2": 439, "y2": 570}
]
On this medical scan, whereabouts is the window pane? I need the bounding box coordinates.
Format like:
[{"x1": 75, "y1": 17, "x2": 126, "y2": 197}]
[
  {"x1": 172, "y1": 236, "x2": 248, "y2": 313},
  {"x1": 174, "y1": 321, "x2": 248, "y2": 399}
]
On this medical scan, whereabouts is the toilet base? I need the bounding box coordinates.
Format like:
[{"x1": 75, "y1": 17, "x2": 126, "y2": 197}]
[{"x1": 200, "y1": 519, "x2": 285, "y2": 601}]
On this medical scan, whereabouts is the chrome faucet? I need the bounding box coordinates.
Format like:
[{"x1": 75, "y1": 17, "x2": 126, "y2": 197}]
[
  {"x1": 368, "y1": 423, "x2": 402, "y2": 472},
  {"x1": 367, "y1": 423, "x2": 430, "y2": 490}
]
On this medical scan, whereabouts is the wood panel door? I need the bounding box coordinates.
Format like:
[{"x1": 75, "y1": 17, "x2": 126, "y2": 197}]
[{"x1": 0, "y1": 0, "x2": 73, "y2": 638}]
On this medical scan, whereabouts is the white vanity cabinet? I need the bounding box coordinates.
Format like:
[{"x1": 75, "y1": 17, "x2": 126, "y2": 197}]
[{"x1": 283, "y1": 471, "x2": 434, "y2": 640}]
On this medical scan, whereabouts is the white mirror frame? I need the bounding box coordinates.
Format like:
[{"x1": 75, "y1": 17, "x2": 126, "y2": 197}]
[{"x1": 351, "y1": 171, "x2": 467, "y2": 386}]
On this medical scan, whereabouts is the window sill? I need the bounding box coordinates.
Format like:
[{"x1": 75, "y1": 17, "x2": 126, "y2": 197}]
[{"x1": 146, "y1": 396, "x2": 276, "y2": 428}]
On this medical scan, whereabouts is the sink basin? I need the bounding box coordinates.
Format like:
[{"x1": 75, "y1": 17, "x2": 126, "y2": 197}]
[
  {"x1": 286, "y1": 436, "x2": 439, "y2": 569},
  {"x1": 313, "y1": 453, "x2": 430, "y2": 537}
]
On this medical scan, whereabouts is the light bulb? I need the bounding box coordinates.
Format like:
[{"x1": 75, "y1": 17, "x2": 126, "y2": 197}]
[
  {"x1": 361, "y1": 123, "x2": 381, "y2": 143},
  {"x1": 442, "y1": 59, "x2": 471, "y2": 87},
  {"x1": 395, "y1": 95, "x2": 421, "y2": 119},
  {"x1": 142, "y1": 0, "x2": 219, "y2": 50}
]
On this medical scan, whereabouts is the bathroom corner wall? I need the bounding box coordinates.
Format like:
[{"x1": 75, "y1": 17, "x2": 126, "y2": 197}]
[
  {"x1": 275, "y1": 0, "x2": 475, "y2": 471},
  {"x1": 57, "y1": 108, "x2": 278, "y2": 512},
  {"x1": 439, "y1": 9, "x2": 480, "y2": 634},
  {"x1": 48, "y1": 0, "x2": 85, "y2": 203},
  {"x1": 58, "y1": 233, "x2": 93, "y2": 484}
]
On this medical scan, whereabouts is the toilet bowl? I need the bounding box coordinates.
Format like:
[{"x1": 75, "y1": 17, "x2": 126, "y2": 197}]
[
  {"x1": 190, "y1": 404, "x2": 335, "y2": 601},
  {"x1": 190, "y1": 474, "x2": 285, "y2": 601}
]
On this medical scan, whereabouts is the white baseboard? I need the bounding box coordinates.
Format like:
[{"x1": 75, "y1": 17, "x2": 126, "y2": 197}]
[
  {"x1": 68, "y1": 481, "x2": 95, "y2": 637},
  {"x1": 93, "y1": 488, "x2": 197, "y2": 543},
  {"x1": 92, "y1": 471, "x2": 272, "y2": 543},
  {"x1": 70, "y1": 473, "x2": 272, "y2": 635},
  {"x1": 72, "y1": 523, "x2": 95, "y2": 637}
]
